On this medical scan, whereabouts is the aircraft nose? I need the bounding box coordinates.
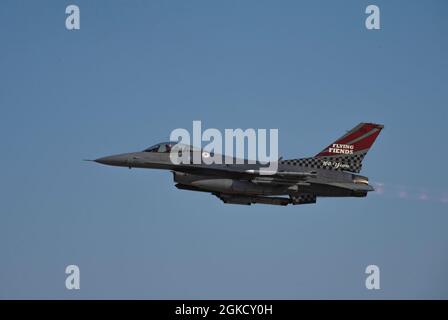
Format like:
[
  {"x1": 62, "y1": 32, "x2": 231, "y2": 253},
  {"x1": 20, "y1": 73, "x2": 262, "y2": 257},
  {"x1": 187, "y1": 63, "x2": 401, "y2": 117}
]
[{"x1": 94, "y1": 154, "x2": 129, "y2": 166}]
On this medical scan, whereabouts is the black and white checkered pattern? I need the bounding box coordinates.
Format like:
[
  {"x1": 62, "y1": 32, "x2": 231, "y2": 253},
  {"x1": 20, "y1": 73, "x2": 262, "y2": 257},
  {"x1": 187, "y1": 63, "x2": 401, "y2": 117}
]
[
  {"x1": 290, "y1": 193, "x2": 316, "y2": 205},
  {"x1": 280, "y1": 152, "x2": 366, "y2": 173}
]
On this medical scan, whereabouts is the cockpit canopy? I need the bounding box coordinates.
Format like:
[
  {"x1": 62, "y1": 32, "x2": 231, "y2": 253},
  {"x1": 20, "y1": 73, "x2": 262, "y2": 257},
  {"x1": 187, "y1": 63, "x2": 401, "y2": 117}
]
[
  {"x1": 143, "y1": 142, "x2": 175, "y2": 153},
  {"x1": 143, "y1": 142, "x2": 197, "y2": 153}
]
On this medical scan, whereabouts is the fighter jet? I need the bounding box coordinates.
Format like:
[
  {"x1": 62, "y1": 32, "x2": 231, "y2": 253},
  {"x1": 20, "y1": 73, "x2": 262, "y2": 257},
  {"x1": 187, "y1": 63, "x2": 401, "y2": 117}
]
[{"x1": 91, "y1": 123, "x2": 383, "y2": 206}]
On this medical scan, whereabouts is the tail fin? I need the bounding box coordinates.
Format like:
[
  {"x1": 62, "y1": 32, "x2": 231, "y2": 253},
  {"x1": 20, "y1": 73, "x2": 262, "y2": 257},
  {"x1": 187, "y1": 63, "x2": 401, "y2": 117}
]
[
  {"x1": 314, "y1": 123, "x2": 384, "y2": 173},
  {"x1": 283, "y1": 123, "x2": 384, "y2": 173}
]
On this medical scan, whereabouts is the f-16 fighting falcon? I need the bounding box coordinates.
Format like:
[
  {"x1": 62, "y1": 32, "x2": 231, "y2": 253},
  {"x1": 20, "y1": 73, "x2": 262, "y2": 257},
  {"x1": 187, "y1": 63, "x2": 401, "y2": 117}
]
[{"x1": 90, "y1": 123, "x2": 384, "y2": 206}]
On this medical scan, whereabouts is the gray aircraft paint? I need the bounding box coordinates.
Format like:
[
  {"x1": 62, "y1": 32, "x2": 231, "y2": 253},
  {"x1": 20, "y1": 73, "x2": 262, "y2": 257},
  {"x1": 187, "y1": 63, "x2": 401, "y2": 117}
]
[{"x1": 92, "y1": 123, "x2": 383, "y2": 206}]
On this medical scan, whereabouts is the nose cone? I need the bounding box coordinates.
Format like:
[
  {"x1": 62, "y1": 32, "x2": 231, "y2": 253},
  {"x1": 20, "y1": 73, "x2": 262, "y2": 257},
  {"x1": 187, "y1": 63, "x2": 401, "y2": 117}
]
[{"x1": 95, "y1": 154, "x2": 130, "y2": 167}]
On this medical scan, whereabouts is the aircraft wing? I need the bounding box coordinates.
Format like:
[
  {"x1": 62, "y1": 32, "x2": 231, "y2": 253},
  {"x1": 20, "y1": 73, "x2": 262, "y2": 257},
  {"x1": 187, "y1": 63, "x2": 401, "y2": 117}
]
[{"x1": 172, "y1": 164, "x2": 316, "y2": 183}]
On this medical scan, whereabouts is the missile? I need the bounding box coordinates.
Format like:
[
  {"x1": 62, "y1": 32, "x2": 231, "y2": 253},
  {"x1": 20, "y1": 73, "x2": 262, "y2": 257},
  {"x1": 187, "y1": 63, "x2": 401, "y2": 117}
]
[{"x1": 245, "y1": 169, "x2": 317, "y2": 177}]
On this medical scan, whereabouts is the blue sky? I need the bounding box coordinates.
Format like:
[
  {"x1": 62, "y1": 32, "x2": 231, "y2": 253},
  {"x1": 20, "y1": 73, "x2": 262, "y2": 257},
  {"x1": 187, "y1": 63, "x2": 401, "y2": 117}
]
[{"x1": 0, "y1": 0, "x2": 447, "y2": 299}]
